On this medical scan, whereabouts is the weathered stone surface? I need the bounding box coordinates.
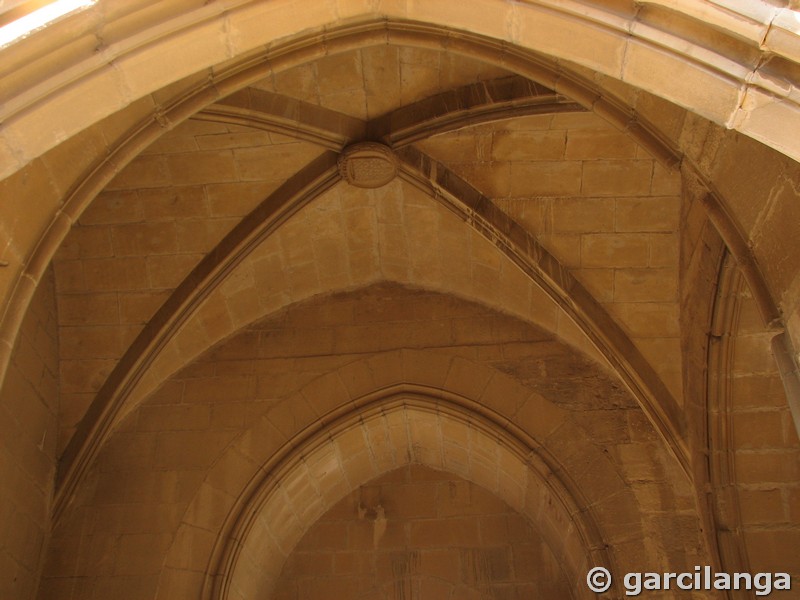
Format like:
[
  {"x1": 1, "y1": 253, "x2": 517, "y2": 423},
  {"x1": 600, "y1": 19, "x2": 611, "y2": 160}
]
[{"x1": 1, "y1": 7, "x2": 799, "y2": 600}]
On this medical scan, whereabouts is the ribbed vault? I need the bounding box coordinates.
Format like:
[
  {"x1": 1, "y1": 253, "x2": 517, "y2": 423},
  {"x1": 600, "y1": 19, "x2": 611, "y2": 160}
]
[{"x1": 1, "y1": 3, "x2": 800, "y2": 600}]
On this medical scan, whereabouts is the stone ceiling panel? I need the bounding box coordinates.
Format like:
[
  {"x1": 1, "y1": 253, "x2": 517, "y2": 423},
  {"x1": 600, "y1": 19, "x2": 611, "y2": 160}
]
[
  {"x1": 52, "y1": 120, "x2": 325, "y2": 450},
  {"x1": 250, "y1": 46, "x2": 513, "y2": 120},
  {"x1": 416, "y1": 112, "x2": 685, "y2": 399},
  {"x1": 110, "y1": 177, "x2": 622, "y2": 431}
]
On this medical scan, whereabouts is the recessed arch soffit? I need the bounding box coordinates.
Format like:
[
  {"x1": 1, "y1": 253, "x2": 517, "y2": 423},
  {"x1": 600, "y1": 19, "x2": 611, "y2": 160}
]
[
  {"x1": 213, "y1": 397, "x2": 617, "y2": 600},
  {"x1": 160, "y1": 353, "x2": 704, "y2": 598},
  {"x1": 272, "y1": 463, "x2": 578, "y2": 599}
]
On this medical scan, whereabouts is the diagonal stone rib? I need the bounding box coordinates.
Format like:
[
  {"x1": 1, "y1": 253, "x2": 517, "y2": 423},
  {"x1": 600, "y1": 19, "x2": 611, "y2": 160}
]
[
  {"x1": 201, "y1": 87, "x2": 366, "y2": 149},
  {"x1": 395, "y1": 145, "x2": 690, "y2": 477},
  {"x1": 54, "y1": 152, "x2": 342, "y2": 521},
  {"x1": 197, "y1": 75, "x2": 586, "y2": 152},
  {"x1": 370, "y1": 75, "x2": 585, "y2": 147}
]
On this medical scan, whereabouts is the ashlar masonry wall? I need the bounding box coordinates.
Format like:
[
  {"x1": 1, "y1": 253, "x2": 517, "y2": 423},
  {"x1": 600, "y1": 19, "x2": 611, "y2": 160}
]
[
  {"x1": 272, "y1": 464, "x2": 574, "y2": 600},
  {"x1": 0, "y1": 268, "x2": 59, "y2": 600}
]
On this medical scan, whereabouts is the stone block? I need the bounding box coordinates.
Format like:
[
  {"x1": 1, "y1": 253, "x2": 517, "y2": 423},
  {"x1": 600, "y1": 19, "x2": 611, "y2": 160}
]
[
  {"x1": 492, "y1": 130, "x2": 566, "y2": 161},
  {"x1": 738, "y1": 488, "x2": 786, "y2": 524},
  {"x1": 139, "y1": 186, "x2": 208, "y2": 220},
  {"x1": 650, "y1": 162, "x2": 682, "y2": 195},
  {"x1": 58, "y1": 294, "x2": 120, "y2": 326},
  {"x1": 301, "y1": 373, "x2": 350, "y2": 417},
  {"x1": 443, "y1": 358, "x2": 492, "y2": 400},
  {"x1": 206, "y1": 181, "x2": 275, "y2": 217},
  {"x1": 107, "y1": 155, "x2": 170, "y2": 190},
  {"x1": 615, "y1": 197, "x2": 680, "y2": 232},
  {"x1": 733, "y1": 410, "x2": 788, "y2": 449},
  {"x1": 551, "y1": 197, "x2": 615, "y2": 233},
  {"x1": 744, "y1": 529, "x2": 800, "y2": 573},
  {"x1": 509, "y1": 161, "x2": 582, "y2": 196},
  {"x1": 648, "y1": 233, "x2": 679, "y2": 268},
  {"x1": 117, "y1": 15, "x2": 230, "y2": 98},
  {"x1": 137, "y1": 403, "x2": 210, "y2": 432},
  {"x1": 1, "y1": 160, "x2": 61, "y2": 261},
  {"x1": 166, "y1": 150, "x2": 238, "y2": 186},
  {"x1": 566, "y1": 128, "x2": 637, "y2": 159},
  {"x1": 513, "y1": 393, "x2": 568, "y2": 443},
  {"x1": 735, "y1": 450, "x2": 799, "y2": 484},
  {"x1": 465, "y1": 162, "x2": 513, "y2": 198},
  {"x1": 182, "y1": 482, "x2": 236, "y2": 530},
  {"x1": 234, "y1": 144, "x2": 322, "y2": 182},
  {"x1": 266, "y1": 395, "x2": 316, "y2": 439},
  {"x1": 581, "y1": 160, "x2": 653, "y2": 197},
  {"x1": 5, "y1": 62, "x2": 127, "y2": 168},
  {"x1": 153, "y1": 430, "x2": 235, "y2": 469},
  {"x1": 362, "y1": 45, "x2": 403, "y2": 118},
  {"x1": 58, "y1": 226, "x2": 114, "y2": 260},
  {"x1": 607, "y1": 302, "x2": 680, "y2": 337},
  {"x1": 622, "y1": 39, "x2": 741, "y2": 126},
  {"x1": 145, "y1": 254, "x2": 201, "y2": 289},
  {"x1": 41, "y1": 126, "x2": 109, "y2": 198},
  {"x1": 83, "y1": 257, "x2": 150, "y2": 291},
  {"x1": 112, "y1": 222, "x2": 179, "y2": 256},
  {"x1": 175, "y1": 218, "x2": 235, "y2": 254},
  {"x1": 514, "y1": 5, "x2": 625, "y2": 76},
  {"x1": 414, "y1": 0, "x2": 511, "y2": 42},
  {"x1": 574, "y1": 269, "x2": 615, "y2": 303},
  {"x1": 79, "y1": 191, "x2": 143, "y2": 225},
  {"x1": 732, "y1": 333, "x2": 778, "y2": 374},
  {"x1": 183, "y1": 375, "x2": 256, "y2": 403},
  {"x1": 59, "y1": 325, "x2": 129, "y2": 359},
  {"x1": 614, "y1": 269, "x2": 678, "y2": 302},
  {"x1": 581, "y1": 234, "x2": 650, "y2": 268},
  {"x1": 419, "y1": 136, "x2": 481, "y2": 164},
  {"x1": 141, "y1": 132, "x2": 199, "y2": 156},
  {"x1": 119, "y1": 291, "x2": 169, "y2": 325}
]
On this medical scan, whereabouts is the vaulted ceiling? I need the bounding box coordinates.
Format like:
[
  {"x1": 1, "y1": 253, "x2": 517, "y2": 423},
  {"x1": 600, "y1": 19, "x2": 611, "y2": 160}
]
[{"x1": 1, "y1": 2, "x2": 800, "y2": 599}]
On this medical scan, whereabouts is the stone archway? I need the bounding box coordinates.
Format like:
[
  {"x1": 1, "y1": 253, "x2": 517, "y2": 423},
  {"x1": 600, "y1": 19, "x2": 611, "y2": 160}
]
[
  {"x1": 2, "y1": 4, "x2": 800, "y2": 599},
  {"x1": 3, "y1": 5, "x2": 800, "y2": 382},
  {"x1": 31, "y1": 285, "x2": 722, "y2": 599},
  {"x1": 212, "y1": 394, "x2": 604, "y2": 600}
]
